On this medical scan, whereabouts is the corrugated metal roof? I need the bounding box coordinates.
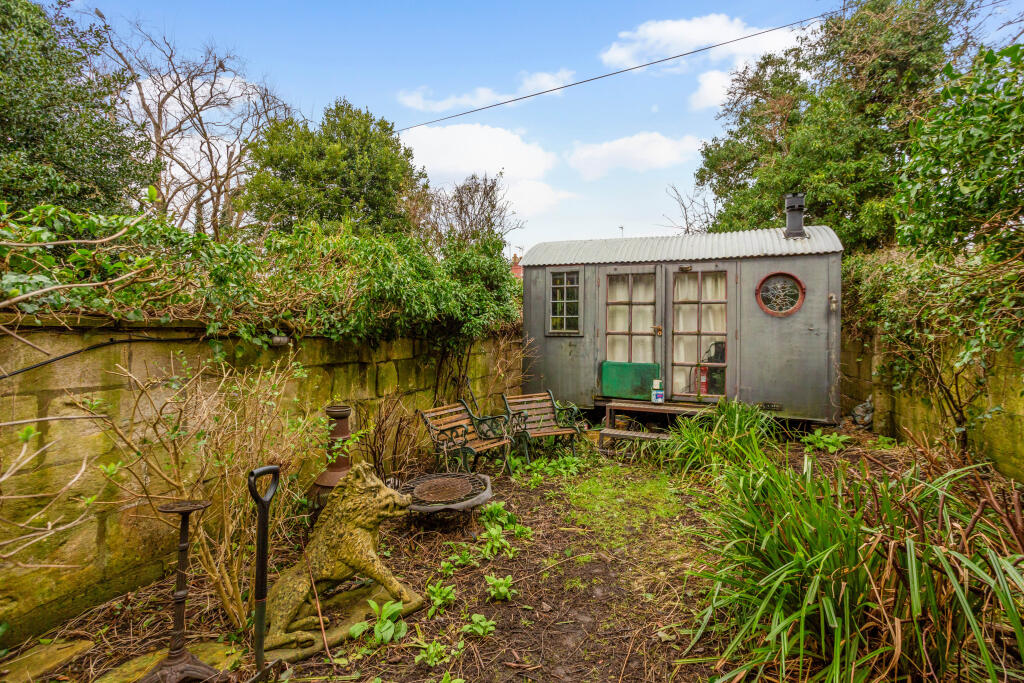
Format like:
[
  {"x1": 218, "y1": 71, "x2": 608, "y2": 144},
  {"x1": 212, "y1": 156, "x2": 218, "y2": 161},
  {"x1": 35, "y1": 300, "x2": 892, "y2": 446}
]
[{"x1": 520, "y1": 225, "x2": 842, "y2": 267}]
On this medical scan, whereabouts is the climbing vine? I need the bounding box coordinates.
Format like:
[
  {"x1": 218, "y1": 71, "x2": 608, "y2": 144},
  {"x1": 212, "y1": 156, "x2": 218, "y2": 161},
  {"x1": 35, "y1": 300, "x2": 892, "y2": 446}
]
[{"x1": 0, "y1": 202, "x2": 522, "y2": 350}]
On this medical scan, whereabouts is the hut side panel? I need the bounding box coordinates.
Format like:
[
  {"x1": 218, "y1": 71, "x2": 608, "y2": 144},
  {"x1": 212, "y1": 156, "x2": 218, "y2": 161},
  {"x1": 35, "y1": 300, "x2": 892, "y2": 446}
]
[
  {"x1": 735, "y1": 253, "x2": 841, "y2": 421},
  {"x1": 523, "y1": 265, "x2": 600, "y2": 405}
]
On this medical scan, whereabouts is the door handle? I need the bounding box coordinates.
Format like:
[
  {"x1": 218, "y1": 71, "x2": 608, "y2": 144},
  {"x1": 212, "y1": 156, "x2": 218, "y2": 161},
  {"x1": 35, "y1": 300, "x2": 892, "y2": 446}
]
[{"x1": 652, "y1": 325, "x2": 663, "y2": 336}]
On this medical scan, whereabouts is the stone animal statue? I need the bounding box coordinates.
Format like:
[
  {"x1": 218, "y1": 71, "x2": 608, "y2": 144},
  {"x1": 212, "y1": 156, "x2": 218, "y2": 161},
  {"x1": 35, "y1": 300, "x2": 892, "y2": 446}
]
[{"x1": 264, "y1": 462, "x2": 421, "y2": 650}]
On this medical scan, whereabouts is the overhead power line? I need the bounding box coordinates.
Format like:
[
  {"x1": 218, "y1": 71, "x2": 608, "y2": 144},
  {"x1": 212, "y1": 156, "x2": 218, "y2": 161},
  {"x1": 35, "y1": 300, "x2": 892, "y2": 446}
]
[{"x1": 397, "y1": 8, "x2": 845, "y2": 132}]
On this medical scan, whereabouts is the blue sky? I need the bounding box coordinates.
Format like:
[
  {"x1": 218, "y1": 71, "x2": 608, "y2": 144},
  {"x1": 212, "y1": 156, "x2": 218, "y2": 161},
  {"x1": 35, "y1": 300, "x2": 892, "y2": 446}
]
[{"x1": 87, "y1": 0, "x2": 1022, "y2": 255}]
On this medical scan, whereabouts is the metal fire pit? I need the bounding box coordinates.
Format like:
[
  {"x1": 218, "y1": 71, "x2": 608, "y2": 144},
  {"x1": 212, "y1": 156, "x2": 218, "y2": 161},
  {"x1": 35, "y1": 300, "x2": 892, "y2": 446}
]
[{"x1": 399, "y1": 472, "x2": 492, "y2": 513}]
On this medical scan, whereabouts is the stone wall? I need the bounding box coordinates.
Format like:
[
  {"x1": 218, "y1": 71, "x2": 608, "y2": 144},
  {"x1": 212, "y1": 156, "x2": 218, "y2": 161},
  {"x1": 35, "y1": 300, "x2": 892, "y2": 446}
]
[
  {"x1": 840, "y1": 332, "x2": 1024, "y2": 480},
  {"x1": 0, "y1": 321, "x2": 521, "y2": 647}
]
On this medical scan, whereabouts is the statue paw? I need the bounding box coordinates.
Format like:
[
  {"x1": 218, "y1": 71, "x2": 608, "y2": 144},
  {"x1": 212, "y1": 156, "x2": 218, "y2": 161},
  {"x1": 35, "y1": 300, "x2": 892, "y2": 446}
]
[{"x1": 290, "y1": 615, "x2": 329, "y2": 632}]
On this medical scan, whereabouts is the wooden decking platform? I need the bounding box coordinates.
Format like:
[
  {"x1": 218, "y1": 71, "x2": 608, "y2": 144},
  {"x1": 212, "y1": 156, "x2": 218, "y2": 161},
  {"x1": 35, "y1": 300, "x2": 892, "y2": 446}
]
[{"x1": 596, "y1": 399, "x2": 710, "y2": 450}]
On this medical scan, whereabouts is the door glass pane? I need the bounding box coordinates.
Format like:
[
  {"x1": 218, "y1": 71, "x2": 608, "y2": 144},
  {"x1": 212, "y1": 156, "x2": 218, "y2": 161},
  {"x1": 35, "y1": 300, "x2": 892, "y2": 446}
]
[
  {"x1": 702, "y1": 303, "x2": 726, "y2": 333},
  {"x1": 608, "y1": 275, "x2": 629, "y2": 302},
  {"x1": 674, "y1": 272, "x2": 699, "y2": 301},
  {"x1": 703, "y1": 271, "x2": 727, "y2": 300},
  {"x1": 607, "y1": 304, "x2": 629, "y2": 332},
  {"x1": 706, "y1": 367, "x2": 726, "y2": 395},
  {"x1": 607, "y1": 335, "x2": 629, "y2": 362},
  {"x1": 674, "y1": 335, "x2": 699, "y2": 363},
  {"x1": 673, "y1": 367, "x2": 697, "y2": 394},
  {"x1": 674, "y1": 304, "x2": 698, "y2": 332},
  {"x1": 631, "y1": 336, "x2": 654, "y2": 363},
  {"x1": 632, "y1": 304, "x2": 654, "y2": 332},
  {"x1": 632, "y1": 273, "x2": 655, "y2": 302},
  {"x1": 700, "y1": 335, "x2": 727, "y2": 363}
]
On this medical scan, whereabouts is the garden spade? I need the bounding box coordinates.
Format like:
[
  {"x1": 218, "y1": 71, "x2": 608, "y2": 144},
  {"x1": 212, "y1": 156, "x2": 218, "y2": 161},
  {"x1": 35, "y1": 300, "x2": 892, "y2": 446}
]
[{"x1": 247, "y1": 465, "x2": 280, "y2": 682}]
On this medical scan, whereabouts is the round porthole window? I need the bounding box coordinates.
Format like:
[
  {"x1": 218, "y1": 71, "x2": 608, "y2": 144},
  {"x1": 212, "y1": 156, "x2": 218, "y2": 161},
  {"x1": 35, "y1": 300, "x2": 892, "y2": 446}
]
[{"x1": 756, "y1": 273, "x2": 805, "y2": 317}]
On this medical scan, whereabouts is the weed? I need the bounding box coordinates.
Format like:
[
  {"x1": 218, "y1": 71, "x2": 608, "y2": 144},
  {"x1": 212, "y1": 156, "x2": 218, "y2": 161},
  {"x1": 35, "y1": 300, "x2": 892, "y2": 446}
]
[
  {"x1": 445, "y1": 542, "x2": 480, "y2": 568},
  {"x1": 564, "y1": 577, "x2": 584, "y2": 591},
  {"x1": 348, "y1": 599, "x2": 407, "y2": 645},
  {"x1": 801, "y1": 428, "x2": 852, "y2": 454},
  {"x1": 429, "y1": 673, "x2": 464, "y2": 683},
  {"x1": 484, "y1": 574, "x2": 518, "y2": 601},
  {"x1": 479, "y1": 524, "x2": 515, "y2": 559},
  {"x1": 509, "y1": 523, "x2": 534, "y2": 540},
  {"x1": 438, "y1": 560, "x2": 456, "y2": 578},
  {"x1": 869, "y1": 435, "x2": 898, "y2": 449},
  {"x1": 425, "y1": 580, "x2": 456, "y2": 618},
  {"x1": 414, "y1": 639, "x2": 456, "y2": 667},
  {"x1": 479, "y1": 501, "x2": 517, "y2": 528},
  {"x1": 461, "y1": 613, "x2": 497, "y2": 637}
]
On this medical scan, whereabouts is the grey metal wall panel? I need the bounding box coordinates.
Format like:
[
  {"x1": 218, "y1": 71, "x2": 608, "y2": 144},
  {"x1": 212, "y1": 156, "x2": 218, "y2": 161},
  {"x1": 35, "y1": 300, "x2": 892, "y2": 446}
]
[
  {"x1": 521, "y1": 226, "x2": 842, "y2": 267},
  {"x1": 735, "y1": 254, "x2": 839, "y2": 421}
]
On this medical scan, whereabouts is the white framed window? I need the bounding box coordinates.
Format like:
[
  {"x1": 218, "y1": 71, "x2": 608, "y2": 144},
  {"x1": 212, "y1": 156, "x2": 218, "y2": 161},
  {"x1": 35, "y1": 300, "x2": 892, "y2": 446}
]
[{"x1": 548, "y1": 269, "x2": 581, "y2": 334}]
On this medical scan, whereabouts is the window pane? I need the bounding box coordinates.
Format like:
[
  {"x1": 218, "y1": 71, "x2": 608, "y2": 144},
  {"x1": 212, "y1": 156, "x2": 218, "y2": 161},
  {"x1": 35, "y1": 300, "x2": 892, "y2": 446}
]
[
  {"x1": 566, "y1": 301, "x2": 579, "y2": 316},
  {"x1": 564, "y1": 316, "x2": 579, "y2": 332},
  {"x1": 607, "y1": 304, "x2": 630, "y2": 332},
  {"x1": 632, "y1": 304, "x2": 655, "y2": 331},
  {"x1": 674, "y1": 272, "x2": 699, "y2": 301},
  {"x1": 552, "y1": 286, "x2": 564, "y2": 301},
  {"x1": 702, "y1": 303, "x2": 726, "y2": 333},
  {"x1": 706, "y1": 367, "x2": 726, "y2": 395},
  {"x1": 607, "y1": 335, "x2": 629, "y2": 362},
  {"x1": 700, "y1": 335, "x2": 727, "y2": 363},
  {"x1": 632, "y1": 273, "x2": 655, "y2": 301},
  {"x1": 551, "y1": 316, "x2": 564, "y2": 331},
  {"x1": 673, "y1": 335, "x2": 699, "y2": 363},
  {"x1": 552, "y1": 272, "x2": 565, "y2": 286},
  {"x1": 702, "y1": 271, "x2": 727, "y2": 300},
  {"x1": 673, "y1": 366, "x2": 697, "y2": 394},
  {"x1": 566, "y1": 271, "x2": 578, "y2": 286},
  {"x1": 564, "y1": 285, "x2": 579, "y2": 302},
  {"x1": 673, "y1": 304, "x2": 698, "y2": 332},
  {"x1": 632, "y1": 336, "x2": 654, "y2": 363},
  {"x1": 608, "y1": 274, "x2": 629, "y2": 301},
  {"x1": 551, "y1": 302, "x2": 564, "y2": 316}
]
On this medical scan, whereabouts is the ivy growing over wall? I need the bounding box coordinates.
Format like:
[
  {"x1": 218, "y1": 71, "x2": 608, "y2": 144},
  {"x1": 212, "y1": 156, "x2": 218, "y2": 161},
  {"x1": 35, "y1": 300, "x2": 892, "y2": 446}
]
[{"x1": 0, "y1": 203, "x2": 522, "y2": 351}]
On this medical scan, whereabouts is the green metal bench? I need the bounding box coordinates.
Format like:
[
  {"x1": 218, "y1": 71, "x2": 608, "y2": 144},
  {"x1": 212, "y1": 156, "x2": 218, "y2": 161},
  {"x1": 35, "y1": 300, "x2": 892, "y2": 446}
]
[
  {"x1": 501, "y1": 390, "x2": 586, "y2": 462},
  {"x1": 418, "y1": 401, "x2": 511, "y2": 472}
]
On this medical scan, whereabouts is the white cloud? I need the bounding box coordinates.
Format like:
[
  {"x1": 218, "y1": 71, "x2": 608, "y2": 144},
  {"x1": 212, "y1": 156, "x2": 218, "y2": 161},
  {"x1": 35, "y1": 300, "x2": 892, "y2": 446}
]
[
  {"x1": 397, "y1": 69, "x2": 574, "y2": 113},
  {"x1": 689, "y1": 70, "x2": 732, "y2": 109},
  {"x1": 600, "y1": 14, "x2": 799, "y2": 70},
  {"x1": 401, "y1": 123, "x2": 574, "y2": 218},
  {"x1": 567, "y1": 132, "x2": 701, "y2": 181}
]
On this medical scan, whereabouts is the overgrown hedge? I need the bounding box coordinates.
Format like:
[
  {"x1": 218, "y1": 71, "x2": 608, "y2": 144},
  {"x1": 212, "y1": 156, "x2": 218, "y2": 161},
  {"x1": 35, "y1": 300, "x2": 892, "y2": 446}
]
[{"x1": 0, "y1": 203, "x2": 522, "y2": 349}]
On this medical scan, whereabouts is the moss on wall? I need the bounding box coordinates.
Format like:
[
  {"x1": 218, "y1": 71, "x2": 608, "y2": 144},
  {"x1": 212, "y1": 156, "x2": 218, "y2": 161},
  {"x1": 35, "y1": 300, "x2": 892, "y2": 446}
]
[
  {"x1": 840, "y1": 332, "x2": 1024, "y2": 480},
  {"x1": 0, "y1": 323, "x2": 521, "y2": 647}
]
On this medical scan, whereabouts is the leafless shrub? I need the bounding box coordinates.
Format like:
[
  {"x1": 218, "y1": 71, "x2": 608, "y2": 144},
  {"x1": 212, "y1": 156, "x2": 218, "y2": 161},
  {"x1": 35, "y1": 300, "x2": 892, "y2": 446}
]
[
  {"x1": 355, "y1": 393, "x2": 422, "y2": 482},
  {"x1": 663, "y1": 185, "x2": 717, "y2": 234},
  {"x1": 423, "y1": 173, "x2": 524, "y2": 250},
  {"x1": 77, "y1": 354, "x2": 323, "y2": 628}
]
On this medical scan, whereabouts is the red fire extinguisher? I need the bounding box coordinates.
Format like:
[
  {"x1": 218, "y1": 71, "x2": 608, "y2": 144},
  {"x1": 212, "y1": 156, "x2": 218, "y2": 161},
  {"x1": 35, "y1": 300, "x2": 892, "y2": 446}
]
[{"x1": 698, "y1": 366, "x2": 708, "y2": 394}]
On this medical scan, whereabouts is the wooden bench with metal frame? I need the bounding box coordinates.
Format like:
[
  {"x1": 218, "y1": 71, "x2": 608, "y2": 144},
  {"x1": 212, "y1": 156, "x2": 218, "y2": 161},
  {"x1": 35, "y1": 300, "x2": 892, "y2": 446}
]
[
  {"x1": 501, "y1": 390, "x2": 586, "y2": 462},
  {"x1": 418, "y1": 401, "x2": 512, "y2": 472}
]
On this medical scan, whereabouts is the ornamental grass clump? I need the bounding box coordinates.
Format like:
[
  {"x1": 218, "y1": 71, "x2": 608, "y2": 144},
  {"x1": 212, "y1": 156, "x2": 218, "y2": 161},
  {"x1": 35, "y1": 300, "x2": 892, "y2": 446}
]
[
  {"x1": 651, "y1": 399, "x2": 781, "y2": 474},
  {"x1": 690, "y1": 454, "x2": 1024, "y2": 681}
]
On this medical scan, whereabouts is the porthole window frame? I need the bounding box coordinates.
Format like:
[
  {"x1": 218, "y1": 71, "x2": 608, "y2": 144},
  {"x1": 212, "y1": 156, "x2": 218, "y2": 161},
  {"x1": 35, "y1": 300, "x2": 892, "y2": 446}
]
[{"x1": 755, "y1": 272, "x2": 806, "y2": 317}]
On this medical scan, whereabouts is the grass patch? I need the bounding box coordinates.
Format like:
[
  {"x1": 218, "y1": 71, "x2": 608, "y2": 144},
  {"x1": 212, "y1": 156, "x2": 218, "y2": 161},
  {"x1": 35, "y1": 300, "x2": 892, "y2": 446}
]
[{"x1": 561, "y1": 464, "x2": 684, "y2": 549}]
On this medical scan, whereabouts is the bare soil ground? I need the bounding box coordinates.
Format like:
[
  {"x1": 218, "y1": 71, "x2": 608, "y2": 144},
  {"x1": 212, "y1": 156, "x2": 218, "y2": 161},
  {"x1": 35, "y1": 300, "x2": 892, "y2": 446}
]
[{"x1": 33, "y1": 422, "x2": 908, "y2": 682}]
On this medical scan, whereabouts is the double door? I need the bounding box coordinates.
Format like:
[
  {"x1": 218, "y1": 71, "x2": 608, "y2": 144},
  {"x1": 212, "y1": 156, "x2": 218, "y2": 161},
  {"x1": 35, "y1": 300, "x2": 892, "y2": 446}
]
[{"x1": 602, "y1": 263, "x2": 732, "y2": 401}]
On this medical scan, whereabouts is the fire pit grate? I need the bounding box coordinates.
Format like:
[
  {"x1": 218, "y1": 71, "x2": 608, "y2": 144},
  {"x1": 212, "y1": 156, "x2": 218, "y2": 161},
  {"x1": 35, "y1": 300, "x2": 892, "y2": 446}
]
[{"x1": 399, "y1": 472, "x2": 492, "y2": 512}]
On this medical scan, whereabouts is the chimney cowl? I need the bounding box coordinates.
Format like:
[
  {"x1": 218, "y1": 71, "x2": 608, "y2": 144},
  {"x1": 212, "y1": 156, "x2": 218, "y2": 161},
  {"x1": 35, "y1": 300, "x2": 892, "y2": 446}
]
[{"x1": 784, "y1": 192, "x2": 807, "y2": 239}]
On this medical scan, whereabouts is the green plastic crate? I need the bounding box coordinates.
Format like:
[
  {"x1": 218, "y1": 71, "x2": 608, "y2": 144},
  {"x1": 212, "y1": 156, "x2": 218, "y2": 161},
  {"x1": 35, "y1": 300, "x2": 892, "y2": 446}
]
[{"x1": 600, "y1": 361, "x2": 661, "y2": 400}]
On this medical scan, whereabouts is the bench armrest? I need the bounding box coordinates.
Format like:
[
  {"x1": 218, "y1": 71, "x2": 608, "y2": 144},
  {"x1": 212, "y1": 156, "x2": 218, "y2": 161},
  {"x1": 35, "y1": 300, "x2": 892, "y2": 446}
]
[
  {"x1": 433, "y1": 423, "x2": 470, "y2": 452},
  {"x1": 506, "y1": 409, "x2": 528, "y2": 436},
  {"x1": 459, "y1": 399, "x2": 510, "y2": 440}
]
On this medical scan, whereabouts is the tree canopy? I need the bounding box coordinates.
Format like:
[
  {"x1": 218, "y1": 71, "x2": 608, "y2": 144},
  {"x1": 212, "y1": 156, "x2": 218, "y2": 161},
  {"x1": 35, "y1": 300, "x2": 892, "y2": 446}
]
[
  {"x1": 0, "y1": 0, "x2": 156, "y2": 213},
  {"x1": 693, "y1": 0, "x2": 987, "y2": 251},
  {"x1": 241, "y1": 98, "x2": 427, "y2": 234}
]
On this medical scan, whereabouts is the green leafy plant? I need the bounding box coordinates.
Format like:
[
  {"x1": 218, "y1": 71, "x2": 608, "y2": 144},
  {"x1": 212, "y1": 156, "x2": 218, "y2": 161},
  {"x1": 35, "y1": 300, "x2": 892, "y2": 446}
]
[
  {"x1": 414, "y1": 639, "x2": 450, "y2": 667},
  {"x1": 484, "y1": 574, "x2": 518, "y2": 602},
  {"x1": 425, "y1": 580, "x2": 456, "y2": 618},
  {"x1": 439, "y1": 560, "x2": 456, "y2": 578},
  {"x1": 801, "y1": 428, "x2": 852, "y2": 454},
  {"x1": 508, "y1": 523, "x2": 534, "y2": 540},
  {"x1": 349, "y1": 599, "x2": 408, "y2": 645},
  {"x1": 430, "y1": 673, "x2": 464, "y2": 683},
  {"x1": 870, "y1": 435, "x2": 898, "y2": 449},
  {"x1": 445, "y1": 543, "x2": 480, "y2": 568},
  {"x1": 479, "y1": 501, "x2": 517, "y2": 528},
  {"x1": 461, "y1": 613, "x2": 496, "y2": 638},
  {"x1": 478, "y1": 524, "x2": 515, "y2": 560}
]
